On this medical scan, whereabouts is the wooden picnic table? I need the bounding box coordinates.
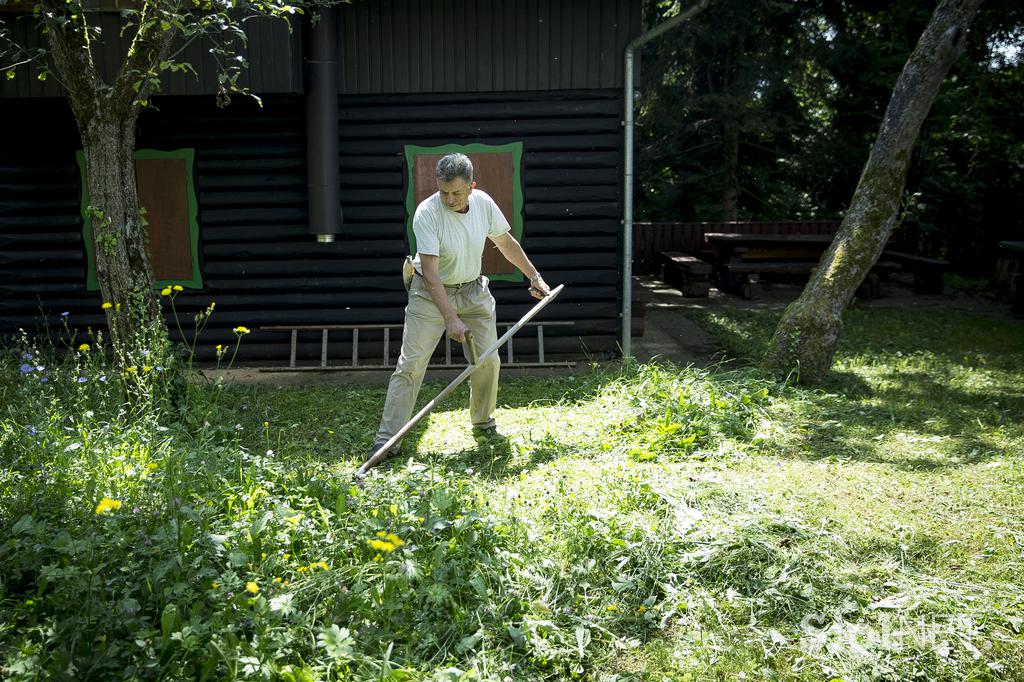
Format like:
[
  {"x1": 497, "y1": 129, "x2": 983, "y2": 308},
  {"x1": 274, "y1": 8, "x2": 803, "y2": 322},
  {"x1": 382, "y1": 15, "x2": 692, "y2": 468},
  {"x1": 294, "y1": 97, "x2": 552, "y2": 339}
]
[
  {"x1": 701, "y1": 232, "x2": 907, "y2": 300},
  {"x1": 703, "y1": 232, "x2": 835, "y2": 297}
]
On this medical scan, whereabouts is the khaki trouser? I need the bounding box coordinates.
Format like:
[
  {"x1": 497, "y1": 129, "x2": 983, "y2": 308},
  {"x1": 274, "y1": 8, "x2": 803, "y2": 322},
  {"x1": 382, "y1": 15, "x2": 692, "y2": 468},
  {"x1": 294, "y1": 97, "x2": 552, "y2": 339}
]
[{"x1": 376, "y1": 274, "x2": 500, "y2": 444}]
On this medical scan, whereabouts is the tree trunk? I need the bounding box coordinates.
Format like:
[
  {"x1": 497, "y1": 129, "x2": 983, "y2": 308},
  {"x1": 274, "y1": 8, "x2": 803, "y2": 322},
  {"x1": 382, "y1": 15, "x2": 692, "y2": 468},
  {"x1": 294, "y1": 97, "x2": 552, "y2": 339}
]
[
  {"x1": 721, "y1": 119, "x2": 740, "y2": 221},
  {"x1": 80, "y1": 112, "x2": 165, "y2": 359},
  {"x1": 763, "y1": 0, "x2": 982, "y2": 384},
  {"x1": 38, "y1": 0, "x2": 176, "y2": 361}
]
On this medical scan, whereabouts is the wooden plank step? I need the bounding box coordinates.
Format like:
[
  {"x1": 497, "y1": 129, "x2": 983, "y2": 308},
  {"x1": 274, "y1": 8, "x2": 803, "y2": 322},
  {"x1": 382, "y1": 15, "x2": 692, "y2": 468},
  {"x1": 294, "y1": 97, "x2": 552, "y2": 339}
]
[{"x1": 660, "y1": 251, "x2": 713, "y2": 275}]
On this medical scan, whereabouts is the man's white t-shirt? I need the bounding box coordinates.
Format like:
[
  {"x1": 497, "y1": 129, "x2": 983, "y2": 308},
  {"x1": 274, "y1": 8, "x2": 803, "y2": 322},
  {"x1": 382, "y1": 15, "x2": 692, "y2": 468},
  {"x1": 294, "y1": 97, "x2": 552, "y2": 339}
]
[{"x1": 412, "y1": 189, "x2": 511, "y2": 285}]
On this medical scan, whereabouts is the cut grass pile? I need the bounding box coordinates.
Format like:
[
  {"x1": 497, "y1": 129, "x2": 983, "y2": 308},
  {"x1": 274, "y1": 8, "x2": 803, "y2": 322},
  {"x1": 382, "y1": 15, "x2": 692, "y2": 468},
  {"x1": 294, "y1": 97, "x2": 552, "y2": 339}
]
[{"x1": 1, "y1": 305, "x2": 1022, "y2": 680}]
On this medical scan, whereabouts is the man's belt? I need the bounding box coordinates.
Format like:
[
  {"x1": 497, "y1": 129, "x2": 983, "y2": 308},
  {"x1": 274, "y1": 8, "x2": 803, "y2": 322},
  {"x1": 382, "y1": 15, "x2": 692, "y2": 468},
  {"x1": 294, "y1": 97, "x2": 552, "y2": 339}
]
[{"x1": 402, "y1": 257, "x2": 481, "y2": 292}]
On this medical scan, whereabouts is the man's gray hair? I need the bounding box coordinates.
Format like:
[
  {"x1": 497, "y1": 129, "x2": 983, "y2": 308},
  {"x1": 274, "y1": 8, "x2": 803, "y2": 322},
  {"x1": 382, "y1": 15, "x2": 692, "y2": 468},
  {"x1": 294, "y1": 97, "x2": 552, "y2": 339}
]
[{"x1": 436, "y1": 153, "x2": 473, "y2": 184}]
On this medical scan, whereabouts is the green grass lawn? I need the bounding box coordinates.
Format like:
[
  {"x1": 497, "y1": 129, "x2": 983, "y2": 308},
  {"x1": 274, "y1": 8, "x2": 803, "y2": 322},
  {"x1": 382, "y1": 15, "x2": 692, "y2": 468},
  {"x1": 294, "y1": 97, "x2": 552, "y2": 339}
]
[{"x1": 1, "y1": 305, "x2": 1022, "y2": 680}]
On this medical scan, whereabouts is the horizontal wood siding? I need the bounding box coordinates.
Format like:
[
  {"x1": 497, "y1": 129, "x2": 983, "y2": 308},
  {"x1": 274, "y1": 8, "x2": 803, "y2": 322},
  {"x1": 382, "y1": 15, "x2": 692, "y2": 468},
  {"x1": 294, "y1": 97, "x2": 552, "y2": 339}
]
[
  {"x1": 0, "y1": 91, "x2": 622, "y2": 362},
  {"x1": 337, "y1": 0, "x2": 639, "y2": 94}
]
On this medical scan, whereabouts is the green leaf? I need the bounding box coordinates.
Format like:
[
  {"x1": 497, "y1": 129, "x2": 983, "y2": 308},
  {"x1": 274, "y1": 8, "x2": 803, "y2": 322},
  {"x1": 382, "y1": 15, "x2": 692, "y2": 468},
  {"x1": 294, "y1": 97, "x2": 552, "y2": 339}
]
[
  {"x1": 455, "y1": 630, "x2": 483, "y2": 654},
  {"x1": 12, "y1": 515, "x2": 34, "y2": 535},
  {"x1": 161, "y1": 603, "x2": 179, "y2": 642},
  {"x1": 317, "y1": 624, "x2": 354, "y2": 661},
  {"x1": 575, "y1": 625, "x2": 591, "y2": 659},
  {"x1": 507, "y1": 625, "x2": 527, "y2": 649}
]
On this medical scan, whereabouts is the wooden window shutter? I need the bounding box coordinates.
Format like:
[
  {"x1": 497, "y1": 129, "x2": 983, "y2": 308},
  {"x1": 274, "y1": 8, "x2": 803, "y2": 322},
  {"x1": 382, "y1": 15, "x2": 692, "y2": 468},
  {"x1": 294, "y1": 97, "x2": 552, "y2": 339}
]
[
  {"x1": 79, "y1": 148, "x2": 202, "y2": 290},
  {"x1": 403, "y1": 142, "x2": 525, "y2": 282}
]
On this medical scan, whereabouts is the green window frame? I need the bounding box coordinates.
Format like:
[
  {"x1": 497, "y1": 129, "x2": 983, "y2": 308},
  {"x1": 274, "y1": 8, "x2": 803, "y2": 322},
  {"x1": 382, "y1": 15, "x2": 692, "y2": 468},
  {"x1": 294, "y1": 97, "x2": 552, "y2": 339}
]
[
  {"x1": 77, "y1": 148, "x2": 202, "y2": 291},
  {"x1": 404, "y1": 142, "x2": 525, "y2": 282}
]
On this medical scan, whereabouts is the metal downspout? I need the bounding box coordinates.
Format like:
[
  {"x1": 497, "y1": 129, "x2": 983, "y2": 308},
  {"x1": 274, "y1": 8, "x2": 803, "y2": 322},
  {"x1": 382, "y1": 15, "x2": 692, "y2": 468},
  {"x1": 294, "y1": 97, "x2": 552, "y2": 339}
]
[
  {"x1": 621, "y1": 0, "x2": 709, "y2": 356},
  {"x1": 306, "y1": 8, "x2": 341, "y2": 243}
]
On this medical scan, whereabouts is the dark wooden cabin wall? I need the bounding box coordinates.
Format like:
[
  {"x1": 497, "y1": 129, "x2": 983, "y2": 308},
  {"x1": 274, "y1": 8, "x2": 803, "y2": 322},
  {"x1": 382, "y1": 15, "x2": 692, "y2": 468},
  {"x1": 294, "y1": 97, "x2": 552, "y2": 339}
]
[
  {"x1": 3, "y1": 0, "x2": 640, "y2": 99},
  {"x1": 337, "y1": 0, "x2": 639, "y2": 94},
  {"x1": 0, "y1": 90, "x2": 621, "y2": 363}
]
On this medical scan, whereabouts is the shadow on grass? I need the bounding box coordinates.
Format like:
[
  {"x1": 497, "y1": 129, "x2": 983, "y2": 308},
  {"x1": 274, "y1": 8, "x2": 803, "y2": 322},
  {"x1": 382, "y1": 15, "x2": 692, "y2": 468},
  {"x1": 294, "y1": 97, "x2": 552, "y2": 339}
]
[{"x1": 690, "y1": 307, "x2": 1024, "y2": 471}]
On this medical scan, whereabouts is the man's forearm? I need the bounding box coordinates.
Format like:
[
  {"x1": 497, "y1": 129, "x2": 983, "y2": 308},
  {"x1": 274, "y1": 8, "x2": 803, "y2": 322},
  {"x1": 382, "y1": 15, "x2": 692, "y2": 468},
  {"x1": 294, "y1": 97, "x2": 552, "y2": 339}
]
[
  {"x1": 494, "y1": 237, "x2": 539, "y2": 279},
  {"x1": 422, "y1": 273, "x2": 459, "y2": 323}
]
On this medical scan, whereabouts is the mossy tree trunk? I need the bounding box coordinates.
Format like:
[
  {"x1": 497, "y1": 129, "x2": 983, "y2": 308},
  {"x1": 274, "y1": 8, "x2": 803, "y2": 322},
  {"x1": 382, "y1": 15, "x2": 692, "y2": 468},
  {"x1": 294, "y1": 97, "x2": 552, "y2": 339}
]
[
  {"x1": 763, "y1": 0, "x2": 983, "y2": 384},
  {"x1": 39, "y1": 0, "x2": 176, "y2": 359}
]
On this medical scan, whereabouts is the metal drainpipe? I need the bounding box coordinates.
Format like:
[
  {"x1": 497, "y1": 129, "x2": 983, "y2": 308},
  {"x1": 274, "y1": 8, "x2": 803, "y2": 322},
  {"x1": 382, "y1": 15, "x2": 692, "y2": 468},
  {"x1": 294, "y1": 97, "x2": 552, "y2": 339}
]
[
  {"x1": 306, "y1": 7, "x2": 341, "y2": 243},
  {"x1": 621, "y1": 0, "x2": 709, "y2": 356}
]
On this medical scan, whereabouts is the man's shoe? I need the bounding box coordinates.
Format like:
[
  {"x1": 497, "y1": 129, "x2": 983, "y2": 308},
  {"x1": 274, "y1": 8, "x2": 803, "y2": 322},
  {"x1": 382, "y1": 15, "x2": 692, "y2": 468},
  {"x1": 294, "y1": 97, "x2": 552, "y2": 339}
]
[
  {"x1": 365, "y1": 440, "x2": 401, "y2": 462},
  {"x1": 472, "y1": 424, "x2": 503, "y2": 439}
]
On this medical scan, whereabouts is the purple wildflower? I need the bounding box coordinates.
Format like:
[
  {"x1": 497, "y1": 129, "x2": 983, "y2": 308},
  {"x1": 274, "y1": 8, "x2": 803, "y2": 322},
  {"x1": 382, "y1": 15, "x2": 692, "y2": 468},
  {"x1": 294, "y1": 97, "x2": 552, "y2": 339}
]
[
  {"x1": 22, "y1": 353, "x2": 32, "y2": 361},
  {"x1": 40, "y1": 377, "x2": 48, "y2": 384},
  {"x1": 20, "y1": 364, "x2": 33, "y2": 373},
  {"x1": 99, "y1": 375, "x2": 108, "y2": 383},
  {"x1": 26, "y1": 426, "x2": 38, "y2": 436},
  {"x1": 60, "y1": 311, "x2": 70, "y2": 317},
  {"x1": 77, "y1": 377, "x2": 88, "y2": 383}
]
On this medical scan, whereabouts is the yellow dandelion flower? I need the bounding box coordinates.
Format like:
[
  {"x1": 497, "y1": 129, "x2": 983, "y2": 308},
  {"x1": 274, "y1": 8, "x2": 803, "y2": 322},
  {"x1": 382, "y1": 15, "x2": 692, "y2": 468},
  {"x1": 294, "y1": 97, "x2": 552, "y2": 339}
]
[
  {"x1": 283, "y1": 580, "x2": 289, "y2": 586},
  {"x1": 94, "y1": 497, "x2": 122, "y2": 515},
  {"x1": 373, "y1": 554, "x2": 383, "y2": 562},
  {"x1": 376, "y1": 531, "x2": 387, "y2": 538},
  {"x1": 261, "y1": 552, "x2": 267, "y2": 560},
  {"x1": 367, "y1": 539, "x2": 395, "y2": 553},
  {"x1": 78, "y1": 343, "x2": 90, "y2": 351},
  {"x1": 273, "y1": 577, "x2": 283, "y2": 583},
  {"x1": 146, "y1": 462, "x2": 158, "y2": 471},
  {"x1": 246, "y1": 581, "x2": 259, "y2": 594},
  {"x1": 142, "y1": 365, "x2": 152, "y2": 373},
  {"x1": 216, "y1": 344, "x2": 223, "y2": 351},
  {"x1": 317, "y1": 561, "x2": 329, "y2": 570},
  {"x1": 385, "y1": 533, "x2": 404, "y2": 548},
  {"x1": 101, "y1": 302, "x2": 113, "y2": 310},
  {"x1": 160, "y1": 287, "x2": 172, "y2": 296},
  {"x1": 297, "y1": 566, "x2": 308, "y2": 573},
  {"x1": 606, "y1": 604, "x2": 618, "y2": 612},
  {"x1": 389, "y1": 504, "x2": 398, "y2": 516},
  {"x1": 233, "y1": 326, "x2": 251, "y2": 335},
  {"x1": 283, "y1": 553, "x2": 290, "y2": 560},
  {"x1": 125, "y1": 366, "x2": 138, "y2": 373},
  {"x1": 212, "y1": 582, "x2": 220, "y2": 588},
  {"x1": 115, "y1": 303, "x2": 121, "y2": 312},
  {"x1": 173, "y1": 285, "x2": 184, "y2": 292}
]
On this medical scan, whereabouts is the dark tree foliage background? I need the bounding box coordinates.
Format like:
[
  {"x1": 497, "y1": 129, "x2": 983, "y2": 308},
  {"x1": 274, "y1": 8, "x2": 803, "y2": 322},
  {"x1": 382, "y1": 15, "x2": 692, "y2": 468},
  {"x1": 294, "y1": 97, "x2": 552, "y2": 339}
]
[{"x1": 637, "y1": 0, "x2": 1024, "y2": 276}]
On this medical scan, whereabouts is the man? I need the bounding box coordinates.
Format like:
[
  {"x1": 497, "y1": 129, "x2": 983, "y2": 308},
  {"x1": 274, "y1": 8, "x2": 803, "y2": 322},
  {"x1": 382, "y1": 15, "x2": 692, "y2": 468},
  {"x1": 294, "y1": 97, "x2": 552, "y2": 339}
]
[{"x1": 369, "y1": 152, "x2": 550, "y2": 460}]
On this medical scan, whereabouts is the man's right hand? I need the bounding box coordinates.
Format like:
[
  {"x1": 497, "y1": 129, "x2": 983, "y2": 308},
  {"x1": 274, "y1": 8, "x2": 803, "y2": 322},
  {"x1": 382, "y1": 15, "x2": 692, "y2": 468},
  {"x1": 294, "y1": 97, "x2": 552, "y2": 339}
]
[{"x1": 446, "y1": 316, "x2": 469, "y2": 343}]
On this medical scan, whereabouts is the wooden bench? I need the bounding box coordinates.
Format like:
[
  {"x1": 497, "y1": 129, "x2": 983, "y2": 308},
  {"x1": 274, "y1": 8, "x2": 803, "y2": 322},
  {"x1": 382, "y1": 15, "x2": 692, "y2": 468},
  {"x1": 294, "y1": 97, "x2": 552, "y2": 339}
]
[
  {"x1": 661, "y1": 251, "x2": 713, "y2": 297},
  {"x1": 883, "y1": 250, "x2": 950, "y2": 294},
  {"x1": 719, "y1": 261, "x2": 816, "y2": 299},
  {"x1": 857, "y1": 260, "x2": 900, "y2": 300},
  {"x1": 721, "y1": 259, "x2": 903, "y2": 300}
]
